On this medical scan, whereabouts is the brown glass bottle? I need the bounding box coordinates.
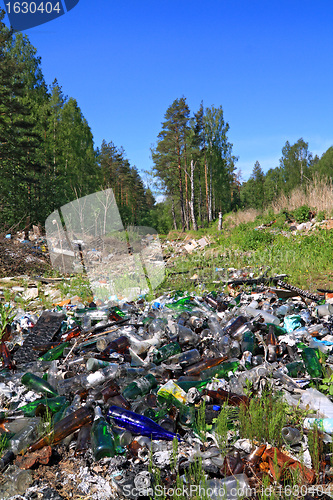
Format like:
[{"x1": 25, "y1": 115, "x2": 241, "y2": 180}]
[
  {"x1": 0, "y1": 342, "x2": 14, "y2": 370},
  {"x1": 266, "y1": 325, "x2": 279, "y2": 362},
  {"x1": 203, "y1": 388, "x2": 249, "y2": 407},
  {"x1": 247, "y1": 444, "x2": 267, "y2": 465},
  {"x1": 100, "y1": 336, "x2": 130, "y2": 358},
  {"x1": 27, "y1": 405, "x2": 94, "y2": 453},
  {"x1": 184, "y1": 356, "x2": 227, "y2": 376},
  {"x1": 61, "y1": 325, "x2": 82, "y2": 342},
  {"x1": 107, "y1": 394, "x2": 131, "y2": 410},
  {"x1": 100, "y1": 380, "x2": 121, "y2": 402}
]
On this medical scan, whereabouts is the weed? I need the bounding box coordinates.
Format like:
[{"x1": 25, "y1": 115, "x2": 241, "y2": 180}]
[
  {"x1": 239, "y1": 391, "x2": 287, "y2": 447},
  {"x1": 194, "y1": 401, "x2": 207, "y2": 442},
  {"x1": 307, "y1": 422, "x2": 323, "y2": 480},
  {"x1": 214, "y1": 403, "x2": 236, "y2": 456}
]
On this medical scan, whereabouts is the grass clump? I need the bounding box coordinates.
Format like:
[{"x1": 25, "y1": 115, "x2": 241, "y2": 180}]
[{"x1": 238, "y1": 390, "x2": 288, "y2": 447}]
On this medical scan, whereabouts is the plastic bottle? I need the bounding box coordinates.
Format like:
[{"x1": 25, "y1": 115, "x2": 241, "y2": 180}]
[
  {"x1": 122, "y1": 374, "x2": 157, "y2": 401},
  {"x1": 91, "y1": 406, "x2": 115, "y2": 460},
  {"x1": 107, "y1": 406, "x2": 179, "y2": 441},
  {"x1": 316, "y1": 303, "x2": 333, "y2": 317},
  {"x1": 245, "y1": 307, "x2": 280, "y2": 325},
  {"x1": 21, "y1": 372, "x2": 58, "y2": 398},
  {"x1": 27, "y1": 405, "x2": 94, "y2": 453},
  {"x1": 300, "y1": 388, "x2": 333, "y2": 418}
]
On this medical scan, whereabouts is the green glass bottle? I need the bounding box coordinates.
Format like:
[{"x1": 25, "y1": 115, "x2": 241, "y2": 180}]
[
  {"x1": 15, "y1": 396, "x2": 67, "y2": 417},
  {"x1": 266, "y1": 323, "x2": 287, "y2": 336},
  {"x1": 38, "y1": 342, "x2": 70, "y2": 361},
  {"x1": 91, "y1": 406, "x2": 115, "y2": 460},
  {"x1": 200, "y1": 360, "x2": 240, "y2": 380},
  {"x1": 241, "y1": 331, "x2": 255, "y2": 353},
  {"x1": 176, "y1": 379, "x2": 211, "y2": 392},
  {"x1": 122, "y1": 374, "x2": 157, "y2": 400},
  {"x1": 153, "y1": 342, "x2": 181, "y2": 364},
  {"x1": 301, "y1": 348, "x2": 323, "y2": 378},
  {"x1": 166, "y1": 297, "x2": 194, "y2": 311},
  {"x1": 21, "y1": 372, "x2": 58, "y2": 398},
  {"x1": 285, "y1": 361, "x2": 305, "y2": 378},
  {"x1": 143, "y1": 407, "x2": 168, "y2": 422}
]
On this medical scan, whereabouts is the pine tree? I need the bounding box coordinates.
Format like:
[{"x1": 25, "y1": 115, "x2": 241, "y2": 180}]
[{"x1": 152, "y1": 97, "x2": 190, "y2": 230}]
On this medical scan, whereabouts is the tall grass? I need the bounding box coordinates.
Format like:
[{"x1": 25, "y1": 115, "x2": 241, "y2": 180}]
[{"x1": 272, "y1": 175, "x2": 333, "y2": 215}]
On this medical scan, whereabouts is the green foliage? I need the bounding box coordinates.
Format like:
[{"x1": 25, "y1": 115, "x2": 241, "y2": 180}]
[
  {"x1": 316, "y1": 210, "x2": 327, "y2": 222},
  {"x1": 307, "y1": 422, "x2": 323, "y2": 479},
  {"x1": 319, "y1": 372, "x2": 333, "y2": 396},
  {"x1": 239, "y1": 391, "x2": 288, "y2": 447},
  {"x1": 214, "y1": 403, "x2": 235, "y2": 455},
  {"x1": 194, "y1": 401, "x2": 207, "y2": 442},
  {"x1": 292, "y1": 205, "x2": 311, "y2": 223}
]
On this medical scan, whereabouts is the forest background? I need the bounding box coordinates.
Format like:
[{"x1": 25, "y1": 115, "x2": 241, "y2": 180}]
[{"x1": 1, "y1": 9, "x2": 333, "y2": 236}]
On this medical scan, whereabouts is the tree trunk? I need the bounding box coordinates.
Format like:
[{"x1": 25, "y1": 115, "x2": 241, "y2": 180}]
[
  {"x1": 171, "y1": 196, "x2": 177, "y2": 230},
  {"x1": 184, "y1": 143, "x2": 189, "y2": 230},
  {"x1": 198, "y1": 168, "x2": 202, "y2": 224},
  {"x1": 190, "y1": 160, "x2": 198, "y2": 231},
  {"x1": 177, "y1": 140, "x2": 185, "y2": 231},
  {"x1": 218, "y1": 212, "x2": 223, "y2": 231},
  {"x1": 209, "y1": 161, "x2": 212, "y2": 222},
  {"x1": 204, "y1": 153, "x2": 210, "y2": 224}
]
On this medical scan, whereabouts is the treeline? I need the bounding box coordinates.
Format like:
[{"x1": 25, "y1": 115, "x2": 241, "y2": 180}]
[
  {"x1": 151, "y1": 97, "x2": 240, "y2": 233},
  {"x1": 0, "y1": 9, "x2": 153, "y2": 231},
  {"x1": 240, "y1": 139, "x2": 333, "y2": 210}
]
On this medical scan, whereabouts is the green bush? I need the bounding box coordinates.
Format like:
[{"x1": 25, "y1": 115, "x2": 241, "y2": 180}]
[
  {"x1": 316, "y1": 210, "x2": 327, "y2": 222},
  {"x1": 292, "y1": 205, "x2": 311, "y2": 223}
]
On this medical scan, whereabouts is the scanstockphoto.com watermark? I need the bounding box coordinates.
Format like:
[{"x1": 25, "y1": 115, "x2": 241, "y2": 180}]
[{"x1": 122, "y1": 483, "x2": 332, "y2": 498}]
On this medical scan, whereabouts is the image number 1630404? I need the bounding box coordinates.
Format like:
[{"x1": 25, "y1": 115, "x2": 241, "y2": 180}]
[{"x1": 4, "y1": 0, "x2": 80, "y2": 31}]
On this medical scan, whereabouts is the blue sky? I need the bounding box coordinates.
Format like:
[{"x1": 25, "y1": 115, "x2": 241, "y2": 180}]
[{"x1": 2, "y1": 0, "x2": 333, "y2": 182}]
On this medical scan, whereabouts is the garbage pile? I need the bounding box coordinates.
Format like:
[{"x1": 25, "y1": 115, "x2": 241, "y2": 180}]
[
  {"x1": 0, "y1": 234, "x2": 50, "y2": 278},
  {"x1": 2, "y1": 281, "x2": 333, "y2": 499}
]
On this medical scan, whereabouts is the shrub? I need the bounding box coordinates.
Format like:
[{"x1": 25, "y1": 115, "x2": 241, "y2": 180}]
[{"x1": 293, "y1": 205, "x2": 311, "y2": 223}]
